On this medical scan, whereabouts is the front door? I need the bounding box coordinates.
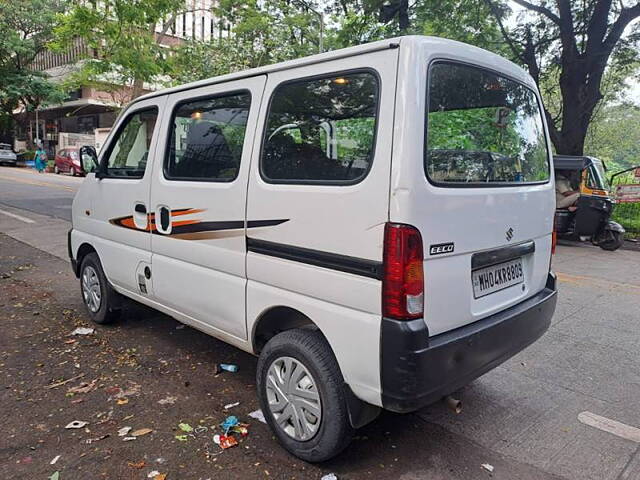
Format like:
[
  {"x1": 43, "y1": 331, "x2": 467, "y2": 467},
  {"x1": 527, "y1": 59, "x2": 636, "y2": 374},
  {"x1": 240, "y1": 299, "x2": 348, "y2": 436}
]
[
  {"x1": 149, "y1": 76, "x2": 266, "y2": 340},
  {"x1": 87, "y1": 97, "x2": 165, "y2": 294}
]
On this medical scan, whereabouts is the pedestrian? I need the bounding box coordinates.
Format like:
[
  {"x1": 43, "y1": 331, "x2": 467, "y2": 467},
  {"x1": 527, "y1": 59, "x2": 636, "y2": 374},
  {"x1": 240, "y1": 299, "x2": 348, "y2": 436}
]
[{"x1": 34, "y1": 147, "x2": 47, "y2": 173}]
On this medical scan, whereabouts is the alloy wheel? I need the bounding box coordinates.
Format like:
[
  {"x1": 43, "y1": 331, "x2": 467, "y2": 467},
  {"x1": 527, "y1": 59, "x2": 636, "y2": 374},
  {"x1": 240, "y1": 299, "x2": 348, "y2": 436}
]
[
  {"x1": 266, "y1": 356, "x2": 322, "y2": 441},
  {"x1": 81, "y1": 265, "x2": 101, "y2": 313}
]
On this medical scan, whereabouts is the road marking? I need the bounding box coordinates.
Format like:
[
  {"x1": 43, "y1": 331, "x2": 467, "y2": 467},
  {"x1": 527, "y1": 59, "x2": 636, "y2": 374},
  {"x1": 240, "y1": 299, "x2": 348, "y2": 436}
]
[
  {"x1": 578, "y1": 411, "x2": 640, "y2": 443},
  {"x1": 557, "y1": 272, "x2": 640, "y2": 292},
  {"x1": 0, "y1": 209, "x2": 36, "y2": 224},
  {"x1": 0, "y1": 174, "x2": 76, "y2": 192}
]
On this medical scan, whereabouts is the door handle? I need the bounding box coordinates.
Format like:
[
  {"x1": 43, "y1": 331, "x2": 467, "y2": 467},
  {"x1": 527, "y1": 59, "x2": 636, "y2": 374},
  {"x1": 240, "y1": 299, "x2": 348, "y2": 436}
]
[
  {"x1": 135, "y1": 203, "x2": 147, "y2": 214},
  {"x1": 133, "y1": 202, "x2": 148, "y2": 230},
  {"x1": 156, "y1": 205, "x2": 171, "y2": 234}
]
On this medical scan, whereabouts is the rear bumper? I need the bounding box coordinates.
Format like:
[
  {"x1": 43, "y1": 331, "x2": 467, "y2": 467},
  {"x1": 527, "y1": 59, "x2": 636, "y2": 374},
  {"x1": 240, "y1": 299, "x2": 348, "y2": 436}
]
[{"x1": 380, "y1": 272, "x2": 557, "y2": 413}]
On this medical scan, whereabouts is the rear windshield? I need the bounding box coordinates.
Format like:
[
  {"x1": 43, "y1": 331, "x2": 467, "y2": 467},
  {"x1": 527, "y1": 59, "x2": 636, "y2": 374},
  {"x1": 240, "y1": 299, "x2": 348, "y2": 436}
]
[{"x1": 425, "y1": 62, "x2": 550, "y2": 186}]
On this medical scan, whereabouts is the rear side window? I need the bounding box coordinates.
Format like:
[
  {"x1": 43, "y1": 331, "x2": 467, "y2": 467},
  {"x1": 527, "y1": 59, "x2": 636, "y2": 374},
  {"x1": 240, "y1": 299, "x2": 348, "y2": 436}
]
[
  {"x1": 425, "y1": 62, "x2": 550, "y2": 186},
  {"x1": 165, "y1": 92, "x2": 251, "y2": 181},
  {"x1": 104, "y1": 108, "x2": 158, "y2": 178},
  {"x1": 261, "y1": 71, "x2": 379, "y2": 184}
]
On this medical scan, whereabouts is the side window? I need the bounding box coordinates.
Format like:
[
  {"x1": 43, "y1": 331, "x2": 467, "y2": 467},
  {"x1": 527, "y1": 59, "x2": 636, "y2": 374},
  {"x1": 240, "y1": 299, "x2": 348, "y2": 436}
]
[
  {"x1": 164, "y1": 91, "x2": 251, "y2": 181},
  {"x1": 104, "y1": 108, "x2": 158, "y2": 178},
  {"x1": 261, "y1": 71, "x2": 379, "y2": 184}
]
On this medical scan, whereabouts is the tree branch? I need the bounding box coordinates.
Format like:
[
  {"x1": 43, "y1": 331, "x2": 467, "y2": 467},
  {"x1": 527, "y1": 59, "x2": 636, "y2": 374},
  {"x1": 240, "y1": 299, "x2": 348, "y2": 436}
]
[
  {"x1": 603, "y1": 3, "x2": 640, "y2": 52},
  {"x1": 483, "y1": 0, "x2": 527, "y2": 65},
  {"x1": 512, "y1": 0, "x2": 561, "y2": 25}
]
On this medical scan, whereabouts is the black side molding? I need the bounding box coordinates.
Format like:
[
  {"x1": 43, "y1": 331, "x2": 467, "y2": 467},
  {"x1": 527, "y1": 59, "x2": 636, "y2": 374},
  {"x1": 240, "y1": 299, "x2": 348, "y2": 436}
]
[
  {"x1": 471, "y1": 240, "x2": 535, "y2": 270},
  {"x1": 247, "y1": 238, "x2": 383, "y2": 280}
]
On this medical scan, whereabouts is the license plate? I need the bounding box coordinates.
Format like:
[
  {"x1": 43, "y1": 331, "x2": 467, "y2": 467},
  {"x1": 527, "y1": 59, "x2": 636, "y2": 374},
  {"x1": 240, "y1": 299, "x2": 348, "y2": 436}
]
[{"x1": 472, "y1": 258, "x2": 524, "y2": 298}]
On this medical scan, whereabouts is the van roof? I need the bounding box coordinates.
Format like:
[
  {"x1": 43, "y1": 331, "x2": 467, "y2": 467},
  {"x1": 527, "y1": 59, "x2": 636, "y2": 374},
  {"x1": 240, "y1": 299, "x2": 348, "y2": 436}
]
[{"x1": 134, "y1": 35, "x2": 534, "y2": 105}]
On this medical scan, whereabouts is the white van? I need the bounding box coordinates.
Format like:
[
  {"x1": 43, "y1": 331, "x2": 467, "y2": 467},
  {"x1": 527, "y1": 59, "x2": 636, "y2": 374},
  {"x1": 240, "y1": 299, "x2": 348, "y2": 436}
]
[{"x1": 69, "y1": 36, "x2": 557, "y2": 461}]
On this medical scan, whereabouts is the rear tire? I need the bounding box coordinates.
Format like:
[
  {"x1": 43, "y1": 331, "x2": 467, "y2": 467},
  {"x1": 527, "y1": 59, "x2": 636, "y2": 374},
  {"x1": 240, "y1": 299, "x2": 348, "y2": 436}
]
[
  {"x1": 54, "y1": 165, "x2": 59, "y2": 174},
  {"x1": 256, "y1": 328, "x2": 354, "y2": 462},
  {"x1": 79, "y1": 252, "x2": 121, "y2": 324},
  {"x1": 599, "y1": 230, "x2": 624, "y2": 251},
  {"x1": 70, "y1": 166, "x2": 76, "y2": 176}
]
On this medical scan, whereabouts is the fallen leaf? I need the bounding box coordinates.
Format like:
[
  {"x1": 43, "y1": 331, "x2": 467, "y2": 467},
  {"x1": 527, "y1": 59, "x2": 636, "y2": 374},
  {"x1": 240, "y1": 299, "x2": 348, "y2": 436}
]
[
  {"x1": 118, "y1": 426, "x2": 132, "y2": 437},
  {"x1": 178, "y1": 423, "x2": 193, "y2": 433},
  {"x1": 155, "y1": 474, "x2": 167, "y2": 480},
  {"x1": 131, "y1": 428, "x2": 152, "y2": 437},
  {"x1": 117, "y1": 398, "x2": 129, "y2": 405},
  {"x1": 128, "y1": 461, "x2": 146, "y2": 469}
]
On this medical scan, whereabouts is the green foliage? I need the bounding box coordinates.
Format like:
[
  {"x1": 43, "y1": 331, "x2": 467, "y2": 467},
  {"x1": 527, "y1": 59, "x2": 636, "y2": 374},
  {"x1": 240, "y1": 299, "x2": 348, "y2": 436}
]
[
  {"x1": 0, "y1": 0, "x2": 67, "y2": 140},
  {"x1": 53, "y1": 0, "x2": 184, "y2": 99},
  {"x1": 585, "y1": 104, "x2": 640, "y2": 172}
]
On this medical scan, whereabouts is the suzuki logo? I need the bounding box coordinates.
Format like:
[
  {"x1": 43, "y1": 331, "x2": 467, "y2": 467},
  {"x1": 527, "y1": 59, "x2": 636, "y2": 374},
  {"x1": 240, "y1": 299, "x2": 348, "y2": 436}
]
[{"x1": 505, "y1": 227, "x2": 514, "y2": 241}]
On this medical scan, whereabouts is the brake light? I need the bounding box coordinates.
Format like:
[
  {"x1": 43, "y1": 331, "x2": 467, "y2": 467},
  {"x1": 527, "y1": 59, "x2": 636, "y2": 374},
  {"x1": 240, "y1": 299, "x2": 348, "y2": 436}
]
[{"x1": 382, "y1": 223, "x2": 424, "y2": 320}]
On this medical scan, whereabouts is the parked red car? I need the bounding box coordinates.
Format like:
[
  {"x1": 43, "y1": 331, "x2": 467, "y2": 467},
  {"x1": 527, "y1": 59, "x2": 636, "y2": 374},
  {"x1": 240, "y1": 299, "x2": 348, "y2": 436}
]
[{"x1": 54, "y1": 147, "x2": 85, "y2": 176}]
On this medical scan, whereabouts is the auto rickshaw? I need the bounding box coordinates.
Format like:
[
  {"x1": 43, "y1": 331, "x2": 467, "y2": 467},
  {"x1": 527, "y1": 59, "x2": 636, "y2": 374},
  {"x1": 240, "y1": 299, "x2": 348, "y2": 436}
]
[{"x1": 554, "y1": 155, "x2": 625, "y2": 251}]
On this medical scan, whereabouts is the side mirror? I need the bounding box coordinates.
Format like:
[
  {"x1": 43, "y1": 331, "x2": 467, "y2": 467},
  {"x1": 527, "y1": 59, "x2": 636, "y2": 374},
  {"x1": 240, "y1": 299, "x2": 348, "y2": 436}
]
[{"x1": 79, "y1": 145, "x2": 101, "y2": 177}]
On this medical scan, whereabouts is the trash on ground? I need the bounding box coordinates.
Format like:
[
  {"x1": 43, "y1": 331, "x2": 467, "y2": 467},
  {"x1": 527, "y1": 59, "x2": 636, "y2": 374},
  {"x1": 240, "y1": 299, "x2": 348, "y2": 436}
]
[
  {"x1": 118, "y1": 426, "x2": 132, "y2": 437},
  {"x1": 215, "y1": 363, "x2": 238, "y2": 374},
  {"x1": 65, "y1": 420, "x2": 88, "y2": 429},
  {"x1": 232, "y1": 424, "x2": 249, "y2": 436},
  {"x1": 67, "y1": 379, "x2": 98, "y2": 394},
  {"x1": 194, "y1": 426, "x2": 208, "y2": 434},
  {"x1": 481, "y1": 463, "x2": 494, "y2": 473},
  {"x1": 70, "y1": 327, "x2": 94, "y2": 336},
  {"x1": 85, "y1": 434, "x2": 109, "y2": 444},
  {"x1": 157, "y1": 395, "x2": 177, "y2": 405},
  {"x1": 175, "y1": 324, "x2": 185, "y2": 329},
  {"x1": 224, "y1": 401, "x2": 240, "y2": 410},
  {"x1": 128, "y1": 460, "x2": 146, "y2": 469},
  {"x1": 117, "y1": 398, "x2": 129, "y2": 405},
  {"x1": 321, "y1": 474, "x2": 338, "y2": 480},
  {"x1": 46, "y1": 373, "x2": 86, "y2": 389},
  {"x1": 178, "y1": 423, "x2": 193, "y2": 433},
  {"x1": 217, "y1": 434, "x2": 238, "y2": 449},
  {"x1": 155, "y1": 457, "x2": 167, "y2": 464},
  {"x1": 131, "y1": 428, "x2": 153, "y2": 437},
  {"x1": 221, "y1": 415, "x2": 239, "y2": 434},
  {"x1": 175, "y1": 435, "x2": 188, "y2": 441},
  {"x1": 49, "y1": 472, "x2": 60, "y2": 480},
  {"x1": 50, "y1": 455, "x2": 60, "y2": 465},
  {"x1": 147, "y1": 471, "x2": 160, "y2": 478},
  {"x1": 123, "y1": 436, "x2": 136, "y2": 441},
  {"x1": 249, "y1": 409, "x2": 267, "y2": 424}
]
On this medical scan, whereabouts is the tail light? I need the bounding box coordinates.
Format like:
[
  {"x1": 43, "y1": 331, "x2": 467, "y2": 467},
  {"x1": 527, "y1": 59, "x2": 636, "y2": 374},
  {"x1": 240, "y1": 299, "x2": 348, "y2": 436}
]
[{"x1": 382, "y1": 223, "x2": 424, "y2": 320}]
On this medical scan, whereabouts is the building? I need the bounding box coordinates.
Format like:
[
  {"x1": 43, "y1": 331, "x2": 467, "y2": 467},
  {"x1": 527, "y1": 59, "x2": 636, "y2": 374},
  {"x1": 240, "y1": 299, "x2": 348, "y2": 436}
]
[{"x1": 15, "y1": 0, "x2": 222, "y2": 156}]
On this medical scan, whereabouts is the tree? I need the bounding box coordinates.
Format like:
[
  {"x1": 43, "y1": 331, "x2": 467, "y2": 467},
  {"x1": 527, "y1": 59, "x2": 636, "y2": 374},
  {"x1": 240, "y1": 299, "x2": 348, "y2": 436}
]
[
  {"x1": 586, "y1": 103, "x2": 640, "y2": 171},
  {"x1": 53, "y1": 0, "x2": 186, "y2": 103},
  {"x1": 0, "y1": 0, "x2": 67, "y2": 144},
  {"x1": 484, "y1": 0, "x2": 640, "y2": 155},
  {"x1": 167, "y1": 0, "x2": 322, "y2": 84}
]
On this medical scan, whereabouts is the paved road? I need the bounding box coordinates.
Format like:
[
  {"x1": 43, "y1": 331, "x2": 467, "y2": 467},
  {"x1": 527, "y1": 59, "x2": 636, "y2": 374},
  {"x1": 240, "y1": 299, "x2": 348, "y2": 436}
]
[
  {"x1": 0, "y1": 166, "x2": 81, "y2": 221},
  {"x1": 1, "y1": 172, "x2": 639, "y2": 479}
]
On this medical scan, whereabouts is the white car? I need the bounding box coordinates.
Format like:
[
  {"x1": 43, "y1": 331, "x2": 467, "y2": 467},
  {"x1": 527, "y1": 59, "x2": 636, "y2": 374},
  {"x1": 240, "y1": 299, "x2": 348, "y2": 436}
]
[
  {"x1": 0, "y1": 143, "x2": 17, "y2": 165},
  {"x1": 69, "y1": 35, "x2": 558, "y2": 462}
]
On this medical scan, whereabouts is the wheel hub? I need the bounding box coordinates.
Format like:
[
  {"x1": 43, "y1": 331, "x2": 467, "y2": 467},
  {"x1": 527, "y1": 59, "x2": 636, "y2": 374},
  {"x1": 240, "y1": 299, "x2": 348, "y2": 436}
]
[
  {"x1": 81, "y1": 265, "x2": 101, "y2": 313},
  {"x1": 265, "y1": 356, "x2": 322, "y2": 441}
]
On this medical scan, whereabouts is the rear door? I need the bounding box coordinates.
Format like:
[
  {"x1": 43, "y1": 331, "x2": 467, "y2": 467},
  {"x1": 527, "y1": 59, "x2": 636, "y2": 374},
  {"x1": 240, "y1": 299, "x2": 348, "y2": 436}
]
[
  {"x1": 149, "y1": 76, "x2": 266, "y2": 340},
  {"x1": 392, "y1": 42, "x2": 555, "y2": 336}
]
